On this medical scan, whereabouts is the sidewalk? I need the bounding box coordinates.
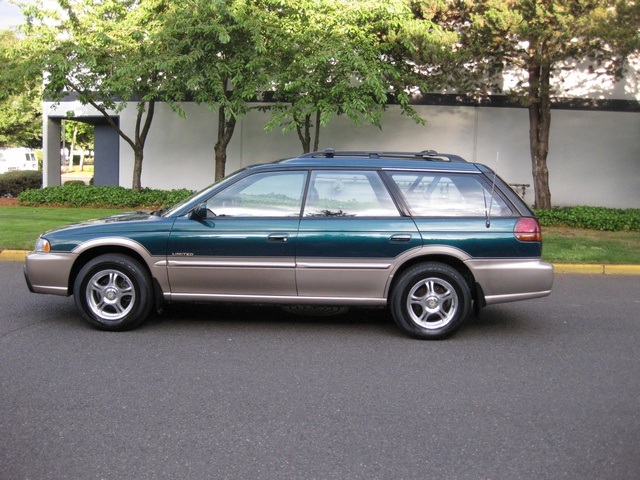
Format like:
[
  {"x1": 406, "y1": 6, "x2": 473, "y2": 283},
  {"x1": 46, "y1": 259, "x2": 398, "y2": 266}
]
[{"x1": 3, "y1": 249, "x2": 640, "y2": 274}]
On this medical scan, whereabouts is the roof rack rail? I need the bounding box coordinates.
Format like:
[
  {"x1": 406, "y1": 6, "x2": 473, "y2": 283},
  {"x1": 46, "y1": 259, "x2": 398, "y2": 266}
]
[{"x1": 301, "y1": 148, "x2": 468, "y2": 163}]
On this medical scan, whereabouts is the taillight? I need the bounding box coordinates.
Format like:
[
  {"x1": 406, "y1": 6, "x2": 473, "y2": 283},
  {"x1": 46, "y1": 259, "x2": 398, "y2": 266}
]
[{"x1": 514, "y1": 217, "x2": 542, "y2": 242}]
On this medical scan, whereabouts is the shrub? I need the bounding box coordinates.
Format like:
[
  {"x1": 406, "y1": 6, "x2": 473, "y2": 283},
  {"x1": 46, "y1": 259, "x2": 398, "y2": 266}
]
[
  {"x1": 0, "y1": 170, "x2": 43, "y2": 196},
  {"x1": 535, "y1": 206, "x2": 640, "y2": 232},
  {"x1": 14, "y1": 186, "x2": 639, "y2": 232},
  {"x1": 18, "y1": 185, "x2": 194, "y2": 209},
  {"x1": 63, "y1": 180, "x2": 87, "y2": 186}
]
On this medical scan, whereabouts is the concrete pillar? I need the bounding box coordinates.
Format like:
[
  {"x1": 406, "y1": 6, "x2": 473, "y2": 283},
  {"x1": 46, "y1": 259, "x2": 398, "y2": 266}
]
[
  {"x1": 93, "y1": 124, "x2": 120, "y2": 186},
  {"x1": 42, "y1": 117, "x2": 61, "y2": 187}
]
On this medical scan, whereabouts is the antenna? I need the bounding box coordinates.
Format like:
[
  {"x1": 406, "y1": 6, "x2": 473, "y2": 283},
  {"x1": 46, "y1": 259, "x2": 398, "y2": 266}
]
[{"x1": 485, "y1": 152, "x2": 499, "y2": 228}]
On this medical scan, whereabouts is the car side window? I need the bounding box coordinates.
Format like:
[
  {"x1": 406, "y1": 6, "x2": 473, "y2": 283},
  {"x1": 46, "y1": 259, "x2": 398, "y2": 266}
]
[
  {"x1": 388, "y1": 172, "x2": 513, "y2": 217},
  {"x1": 304, "y1": 170, "x2": 400, "y2": 217},
  {"x1": 206, "y1": 171, "x2": 307, "y2": 217}
]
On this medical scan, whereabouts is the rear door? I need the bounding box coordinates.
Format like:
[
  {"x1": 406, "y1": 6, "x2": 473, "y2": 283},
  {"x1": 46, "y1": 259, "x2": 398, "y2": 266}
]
[{"x1": 296, "y1": 170, "x2": 421, "y2": 301}]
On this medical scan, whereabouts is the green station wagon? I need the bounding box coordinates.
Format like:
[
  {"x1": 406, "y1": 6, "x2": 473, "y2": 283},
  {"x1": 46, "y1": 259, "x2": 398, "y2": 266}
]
[{"x1": 24, "y1": 150, "x2": 553, "y2": 339}]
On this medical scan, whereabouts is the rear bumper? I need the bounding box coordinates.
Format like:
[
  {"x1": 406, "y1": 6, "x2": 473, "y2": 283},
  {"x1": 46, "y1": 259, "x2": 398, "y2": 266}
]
[{"x1": 466, "y1": 258, "x2": 554, "y2": 305}]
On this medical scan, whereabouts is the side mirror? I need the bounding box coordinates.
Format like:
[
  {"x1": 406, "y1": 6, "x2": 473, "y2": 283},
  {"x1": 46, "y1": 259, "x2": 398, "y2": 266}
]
[{"x1": 189, "y1": 203, "x2": 210, "y2": 220}]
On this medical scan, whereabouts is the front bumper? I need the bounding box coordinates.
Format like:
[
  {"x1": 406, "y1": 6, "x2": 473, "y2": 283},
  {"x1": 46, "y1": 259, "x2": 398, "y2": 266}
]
[{"x1": 23, "y1": 251, "x2": 77, "y2": 296}]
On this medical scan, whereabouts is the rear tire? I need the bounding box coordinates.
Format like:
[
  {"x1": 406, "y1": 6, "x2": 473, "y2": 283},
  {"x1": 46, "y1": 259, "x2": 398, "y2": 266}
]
[
  {"x1": 391, "y1": 262, "x2": 471, "y2": 339},
  {"x1": 73, "y1": 254, "x2": 154, "y2": 331}
]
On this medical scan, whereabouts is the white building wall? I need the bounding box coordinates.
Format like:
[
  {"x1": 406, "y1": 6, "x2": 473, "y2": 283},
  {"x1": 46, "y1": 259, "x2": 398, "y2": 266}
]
[
  {"x1": 547, "y1": 109, "x2": 640, "y2": 208},
  {"x1": 119, "y1": 103, "x2": 221, "y2": 190},
  {"x1": 114, "y1": 102, "x2": 639, "y2": 208}
]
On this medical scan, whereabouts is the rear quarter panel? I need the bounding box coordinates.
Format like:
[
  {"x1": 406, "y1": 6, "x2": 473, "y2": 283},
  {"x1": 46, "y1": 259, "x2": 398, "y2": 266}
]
[{"x1": 411, "y1": 217, "x2": 542, "y2": 258}]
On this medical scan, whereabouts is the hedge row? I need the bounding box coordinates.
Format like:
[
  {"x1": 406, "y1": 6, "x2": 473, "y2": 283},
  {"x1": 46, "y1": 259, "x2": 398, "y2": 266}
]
[
  {"x1": 535, "y1": 206, "x2": 640, "y2": 232},
  {"x1": 11, "y1": 183, "x2": 640, "y2": 231},
  {"x1": 0, "y1": 170, "x2": 43, "y2": 196},
  {"x1": 18, "y1": 185, "x2": 194, "y2": 209}
]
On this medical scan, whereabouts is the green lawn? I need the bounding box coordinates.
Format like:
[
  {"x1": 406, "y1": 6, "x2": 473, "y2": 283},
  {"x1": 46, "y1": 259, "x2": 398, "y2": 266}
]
[
  {"x1": 0, "y1": 206, "x2": 129, "y2": 250},
  {"x1": 541, "y1": 226, "x2": 640, "y2": 264},
  {"x1": 1, "y1": 206, "x2": 639, "y2": 264}
]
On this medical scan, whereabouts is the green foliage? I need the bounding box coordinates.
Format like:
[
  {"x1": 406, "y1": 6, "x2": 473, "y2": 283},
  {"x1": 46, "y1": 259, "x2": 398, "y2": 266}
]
[
  {"x1": 18, "y1": 185, "x2": 194, "y2": 209},
  {"x1": 536, "y1": 207, "x2": 640, "y2": 232},
  {"x1": 430, "y1": 0, "x2": 640, "y2": 210},
  {"x1": 0, "y1": 91, "x2": 42, "y2": 148},
  {"x1": 157, "y1": 0, "x2": 270, "y2": 110},
  {"x1": 63, "y1": 120, "x2": 94, "y2": 162},
  {"x1": 19, "y1": 0, "x2": 178, "y2": 190},
  {"x1": 262, "y1": 0, "x2": 455, "y2": 152},
  {"x1": 0, "y1": 31, "x2": 42, "y2": 148},
  {"x1": 445, "y1": 0, "x2": 639, "y2": 97},
  {"x1": 0, "y1": 170, "x2": 43, "y2": 196},
  {"x1": 155, "y1": 0, "x2": 275, "y2": 179},
  {"x1": 62, "y1": 180, "x2": 88, "y2": 186},
  {"x1": 13, "y1": 0, "x2": 459, "y2": 181}
]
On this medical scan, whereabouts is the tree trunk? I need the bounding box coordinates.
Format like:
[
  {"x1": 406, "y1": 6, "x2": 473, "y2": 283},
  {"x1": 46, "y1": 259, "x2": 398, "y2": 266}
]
[
  {"x1": 131, "y1": 100, "x2": 155, "y2": 191},
  {"x1": 295, "y1": 113, "x2": 312, "y2": 153},
  {"x1": 214, "y1": 105, "x2": 237, "y2": 181},
  {"x1": 313, "y1": 110, "x2": 321, "y2": 152},
  {"x1": 132, "y1": 146, "x2": 144, "y2": 191},
  {"x1": 295, "y1": 111, "x2": 322, "y2": 154},
  {"x1": 70, "y1": 124, "x2": 77, "y2": 172},
  {"x1": 528, "y1": 61, "x2": 552, "y2": 210},
  {"x1": 81, "y1": 91, "x2": 155, "y2": 191}
]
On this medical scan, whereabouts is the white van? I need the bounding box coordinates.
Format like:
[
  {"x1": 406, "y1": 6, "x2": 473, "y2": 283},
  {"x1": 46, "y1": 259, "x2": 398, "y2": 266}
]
[{"x1": 0, "y1": 147, "x2": 39, "y2": 174}]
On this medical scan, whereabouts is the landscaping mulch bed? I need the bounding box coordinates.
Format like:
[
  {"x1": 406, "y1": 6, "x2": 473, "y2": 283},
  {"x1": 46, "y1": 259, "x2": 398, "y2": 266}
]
[{"x1": 0, "y1": 197, "x2": 19, "y2": 207}]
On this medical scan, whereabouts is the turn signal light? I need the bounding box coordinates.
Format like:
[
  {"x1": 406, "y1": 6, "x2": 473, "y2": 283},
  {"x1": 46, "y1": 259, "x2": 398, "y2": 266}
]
[
  {"x1": 35, "y1": 237, "x2": 51, "y2": 253},
  {"x1": 514, "y1": 217, "x2": 542, "y2": 242}
]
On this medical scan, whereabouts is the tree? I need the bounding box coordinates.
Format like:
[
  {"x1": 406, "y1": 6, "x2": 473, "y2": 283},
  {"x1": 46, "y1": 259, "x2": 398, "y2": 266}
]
[
  {"x1": 62, "y1": 120, "x2": 94, "y2": 170},
  {"x1": 159, "y1": 0, "x2": 457, "y2": 178},
  {"x1": 263, "y1": 0, "x2": 455, "y2": 153},
  {"x1": 262, "y1": 0, "x2": 395, "y2": 153},
  {"x1": 0, "y1": 86, "x2": 42, "y2": 149},
  {"x1": 0, "y1": 30, "x2": 42, "y2": 148},
  {"x1": 20, "y1": 0, "x2": 177, "y2": 190},
  {"x1": 437, "y1": 0, "x2": 640, "y2": 209},
  {"x1": 157, "y1": 0, "x2": 272, "y2": 180}
]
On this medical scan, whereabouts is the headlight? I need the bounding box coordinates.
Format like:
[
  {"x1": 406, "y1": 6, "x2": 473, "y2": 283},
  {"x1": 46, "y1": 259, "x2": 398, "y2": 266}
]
[{"x1": 35, "y1": 237, "x2": 51, "y2": 253}]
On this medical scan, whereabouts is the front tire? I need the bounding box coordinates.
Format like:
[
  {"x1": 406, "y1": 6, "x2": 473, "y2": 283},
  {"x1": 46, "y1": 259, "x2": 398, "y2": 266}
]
[
  {"x1": 391, "y1": 262, "x2": 471, "y2": 339},
  {"x1": 73, "y1": 254, "x2": 154, "y2": 331}
]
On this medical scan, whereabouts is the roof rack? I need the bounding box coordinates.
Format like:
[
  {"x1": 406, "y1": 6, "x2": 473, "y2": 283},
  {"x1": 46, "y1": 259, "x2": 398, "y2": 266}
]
[{"x1": 300, "y1": 148, "x2": 468, "y2": 163}]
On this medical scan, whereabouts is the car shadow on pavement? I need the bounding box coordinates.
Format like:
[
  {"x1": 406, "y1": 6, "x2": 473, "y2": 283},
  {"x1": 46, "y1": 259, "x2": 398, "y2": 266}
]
[
  {"x1": 143, "y1": 302, "x2": 545, "y2": 340},
  {"x1": 145, "y1": 302, "x2": 402, "y2": 337}
]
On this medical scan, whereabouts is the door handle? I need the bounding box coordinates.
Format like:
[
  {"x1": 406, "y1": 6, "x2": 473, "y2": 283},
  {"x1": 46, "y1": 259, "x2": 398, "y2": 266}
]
[
  {"x1": 267, "y1": 233, "x2": 290, "y2": 243},
  {"x1": 389, "y1": 234, "x2": 412, "y2": 243}
]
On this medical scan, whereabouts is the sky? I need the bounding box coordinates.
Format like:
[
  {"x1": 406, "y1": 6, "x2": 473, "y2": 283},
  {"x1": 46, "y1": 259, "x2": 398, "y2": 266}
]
[{"x1": 0, "y1": 1, "x2": 23, "y2": 30}]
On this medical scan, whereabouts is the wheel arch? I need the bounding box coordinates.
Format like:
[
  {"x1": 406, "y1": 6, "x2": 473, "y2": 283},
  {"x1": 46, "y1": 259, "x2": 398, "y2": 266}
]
[
  {"x1": 388, "y1": 252, "x2": 483, "y2": 308},
  {"x1": 68, "y1": 239, "x2": 163, "y2": 308}
]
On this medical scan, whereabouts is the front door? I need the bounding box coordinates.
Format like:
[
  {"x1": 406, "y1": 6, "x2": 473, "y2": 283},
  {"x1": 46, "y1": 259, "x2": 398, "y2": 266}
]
[{"x1": 167, "y1": 171, "x2": 307, "y2": 300}]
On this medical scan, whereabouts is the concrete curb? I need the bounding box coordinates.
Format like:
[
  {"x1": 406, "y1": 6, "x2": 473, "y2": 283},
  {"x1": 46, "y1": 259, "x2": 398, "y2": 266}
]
[
  {"x1": 553, "y1": 263, "x2": 640, "y2": 275},
  {"x1": 0, "y1": 250, "x2": 30, "y2": 262},
  {"x1": 3, "y1": 250, "x2": 640, "y2": 274}
]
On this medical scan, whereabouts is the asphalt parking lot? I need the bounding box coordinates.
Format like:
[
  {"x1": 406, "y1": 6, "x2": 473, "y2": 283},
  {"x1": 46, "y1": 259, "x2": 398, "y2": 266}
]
[{"x1": 1, "y1": 261, "x2": 639, "y2": 479}]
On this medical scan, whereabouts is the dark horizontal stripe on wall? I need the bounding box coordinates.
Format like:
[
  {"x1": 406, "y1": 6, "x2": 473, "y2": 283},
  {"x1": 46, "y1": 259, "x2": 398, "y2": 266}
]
[
  {"x1": 47, "y1": 92, "x2": 640, "y2": 113},
  {"x1": 403, "y1": 93, "x2": 640, "y2": 112},
  {"x1": 46, "y1": 115, "x2": 113, "y2": 126}
]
